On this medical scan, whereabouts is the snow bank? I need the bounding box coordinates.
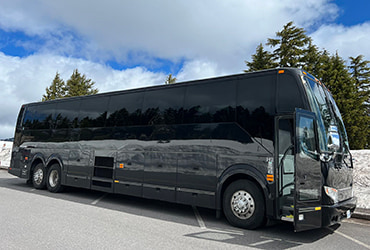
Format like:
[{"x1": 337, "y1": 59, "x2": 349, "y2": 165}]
[
  {"x1": 0, "y1": 141, "x2": 12, "y2": 168},
  {"x1": 352, "y1": 150, "x2": 370, "y2": 209}
]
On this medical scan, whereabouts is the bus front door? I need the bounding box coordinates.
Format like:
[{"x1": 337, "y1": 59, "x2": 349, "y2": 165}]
[{"x1": 294, "y1": 109, "x2": 322, "y2": 232}]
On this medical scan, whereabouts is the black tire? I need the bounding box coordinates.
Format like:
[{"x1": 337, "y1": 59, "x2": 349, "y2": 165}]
[
  {"x1": 223, "y1": 180, "x2": 265, "y2": 229},
  {"x1": 46, "y1": 164, "x2": 64, "y2": 193},
  {"x1": 32, "y1": 163, "x2": 47, "y2": 189}
]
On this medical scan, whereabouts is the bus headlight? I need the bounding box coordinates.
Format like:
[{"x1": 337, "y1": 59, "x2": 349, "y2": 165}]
[{"x1": 324, "y1": 186, "x2": 338, "y2": 203}]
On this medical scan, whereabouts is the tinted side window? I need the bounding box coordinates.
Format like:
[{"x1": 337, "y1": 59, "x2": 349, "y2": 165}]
[
  {"x1": 79, "y1": 96, "x2": 109, "y2": 128},
  {"x1": 142, "y1": 87, "x2": 185, "y2": 125},
  {"x1": 16, "y1": 106, "x2": 25, "y2": 128},
  {"x1": 237, "y1": 74, "x2": 275, "y2": 140},
  {"x1": 237, "y1": 75, "x2": 275, "y2": 115},
  {"x1": 184, "y1": 80, "x2": 236, "y2": 124},
  {"x1": 55, "y1": 100, "x2": 81, "y2": 128},
  {"x1": 23, "y1": 103, "x2": 56, "y2": 129},
  {"x1": 277, "y1": 73, "x2": 305, "y2": 112},
  {"x1": 107, "y1": 92, "x2": 144, "y2": 127}
]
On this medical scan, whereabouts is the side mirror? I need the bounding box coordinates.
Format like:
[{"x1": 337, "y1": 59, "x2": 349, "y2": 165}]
[{"x1": 328, "y1": 125, "x2": 340, "y2": 151}]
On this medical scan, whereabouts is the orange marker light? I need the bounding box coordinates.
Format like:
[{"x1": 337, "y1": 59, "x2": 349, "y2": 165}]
[
  {"x1": 266, "y1": 174, "x2": 274, "y2": 182},
  {"x1": 278, "y1": 70, "x2": 285, "y2": 74},
  {"x1": 119, "y1": 163, "x2": 124, "y2": 169}
]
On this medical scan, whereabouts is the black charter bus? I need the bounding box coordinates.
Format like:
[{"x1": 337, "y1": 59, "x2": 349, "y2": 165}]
[{"x1": 9, "y1": 68, "x2": 356, "y2": 232}]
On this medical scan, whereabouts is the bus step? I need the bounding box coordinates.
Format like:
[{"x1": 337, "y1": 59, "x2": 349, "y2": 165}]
[
  {"x1": 281, "y1": 215, "x2": 294, "y2": 222},
  {"x1": 281, "y1": 205, "x2": 294, "y2": 217}
]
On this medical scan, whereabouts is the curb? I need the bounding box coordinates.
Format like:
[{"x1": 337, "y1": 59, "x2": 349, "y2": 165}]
[{"x1": 352, "y1": 208, "x2": 370, "y2": 221}]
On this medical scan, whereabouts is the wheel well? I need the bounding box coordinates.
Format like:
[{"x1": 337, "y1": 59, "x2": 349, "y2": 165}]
[
  {"x1": 31, "y1": 159, "x2": 44, "y2": 172},
  {"x1": 221, "y1": 174, "x2": 266, "y2": 210},
  {"x1": 47, "y1": 159, "x2": 60, "y2": 169},
  {"x1": 29, "y1": 158, "x2": 44, "y2": 181}
]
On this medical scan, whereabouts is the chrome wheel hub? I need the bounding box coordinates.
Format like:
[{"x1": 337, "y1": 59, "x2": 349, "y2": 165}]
[
  {"x1": 33, "y1": 168, "x2": 44, "y2": 185},
  {"x1": 230, "y1": 190, "x2": 255, "y2": 219},
  {"x1": 49, "y1": 170, "x2": 59, "y2": 188}
]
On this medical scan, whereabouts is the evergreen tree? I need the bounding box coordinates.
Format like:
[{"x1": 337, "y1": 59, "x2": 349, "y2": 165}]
[
  {"x1": 65, "y1": 69, "x2": 98, "y2": 97},
  {"x1": 42, "y1": 72, "x2": 66, "y2": 101},
  {"x1": 266, "y1": 21, "x2": 311, "y2": 67},
  {"x1": 349, "y1": 55, "x2": 370, "y2": 148},
  {"x1": 245, "y1": 21, "x2": 370, "y2": 148},
  {"x1": 322, "y1": 53, "x2": 368, "y2": 149},
  {"x1": 165, "y1": 74, "x2": 177, "y2": 84},
  {"x1": 244, "y1": 43, "x2": 277, "y2": 72},
  {"x1": 302, "y1": 41, "x2": 324, "y2": 76},
  {"x1": 349, "y1": 55, "x2": 370, "y2": 104}
]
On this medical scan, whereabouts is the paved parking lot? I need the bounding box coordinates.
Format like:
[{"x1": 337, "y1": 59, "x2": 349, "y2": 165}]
[{"x1": 1, "y1": 170, "x2": 369, "y2": 250}]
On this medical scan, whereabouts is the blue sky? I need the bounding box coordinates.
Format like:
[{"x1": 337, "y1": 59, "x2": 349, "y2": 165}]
[
  {"x1": 335, "y1": 0, "x2": 370, "y2": 25},
  {"x1": 0, "y1": 0, "x2": 369, "y2": 139}
]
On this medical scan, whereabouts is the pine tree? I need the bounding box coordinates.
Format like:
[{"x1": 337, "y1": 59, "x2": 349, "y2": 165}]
[
  {"x1": 65, "y1": 69, "x2": 98, "y2": 97},
  {"x1": 323, "y1": 53, "x2": 368, "y2": 149},
  {"x1": 244, "y1": 22, "x2": 370, "y2": 148},
  {"x1": 165, "y1": 74, "x2": 177, "y2": 84},
  {"x1": 244, "y1": 43, "x2": 277, "y2": 72},
  {"x1": 302, "y1": 41, "x2": 324, "y2": 76},
  {"x1": 42, "y1": 72, "x2": 66, "y2": 101},
  {"x1": 349, "y1": 55, "x2": 370, "y2": 104},
  {"x1": 349, "y1": 55, "x2": 370, "y2": 148},
  {"x1": 266, "y1": 21, "x2": 311, "y2": 67}
]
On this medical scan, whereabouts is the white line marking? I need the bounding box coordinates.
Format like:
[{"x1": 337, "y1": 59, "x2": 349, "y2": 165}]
[
  {"x1": 249, "y1": 239, "x2": 275, "y2": 246},
  {"x1": 91, "y1": 193, "x2": 107, "y2": 205},
  {"x1": 329, "y1": 228, "x2": 370, "y2": 249},
  {"x1": 344, "y1": 220, "x2": 370, "y2": 227},
  {"x1": 192, "y1": 206, "x2": 206, "y2": 229},
  {"x1": 260, "y1": 236, "x2": 282, "y2": 241}
]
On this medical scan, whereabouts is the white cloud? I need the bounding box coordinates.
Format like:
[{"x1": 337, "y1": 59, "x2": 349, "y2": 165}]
[
  {"x1": 0, "y1": 0, "x2": 339, "y2": 71},
  {"x1": 310, "y1": 22, "x2": 370, "y2": 60},
  {"x1": 3, "y1": 0, "x2": 370, "y2": 139},
  {"x1": 0, "y1": 52, "x2": 165, "y2": 139},
  {"x1": 176, "y1": 59, "x2": 223, "y2": 82}
]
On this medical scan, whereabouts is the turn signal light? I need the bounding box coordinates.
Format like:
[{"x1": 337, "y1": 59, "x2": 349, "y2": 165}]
[{"x1": 266, "y1": 174, "x2": 274, "y2": 182}]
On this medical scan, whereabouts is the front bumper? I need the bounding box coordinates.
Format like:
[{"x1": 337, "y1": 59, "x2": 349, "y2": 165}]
[{"x1": 322, "y1": 196, "x2": 357, "y2": 227}]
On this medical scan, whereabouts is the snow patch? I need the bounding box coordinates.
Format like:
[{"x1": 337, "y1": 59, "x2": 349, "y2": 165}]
[
  {"x1": 0, "y1": 141, "x2": 12, "y2": 167},
  {"x1": 352, "y1": 150, "x2": 370, "y2": 209}
]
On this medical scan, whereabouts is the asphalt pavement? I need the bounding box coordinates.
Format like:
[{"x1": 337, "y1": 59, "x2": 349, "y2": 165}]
[{"x1": 1, "y1": 169, "x2": 370, "y2": 250}]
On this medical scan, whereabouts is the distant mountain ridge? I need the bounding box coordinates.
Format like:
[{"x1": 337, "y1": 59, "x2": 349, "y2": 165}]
[{"x1": 0, "y1": 138, "x2": 13, "y2": 142}]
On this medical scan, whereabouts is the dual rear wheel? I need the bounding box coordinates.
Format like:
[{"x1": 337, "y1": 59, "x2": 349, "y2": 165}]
[{"x1": 31, "y1": 163, "x2": 63, "y2": 193}]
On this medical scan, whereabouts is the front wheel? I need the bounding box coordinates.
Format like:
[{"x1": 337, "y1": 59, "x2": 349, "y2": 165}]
[
  {"x1": 223, "y1": 180, "x2": 265, "y2": 229},
  {"x1": 46, "y1": 164, "x2": 64, "y2": 193}
]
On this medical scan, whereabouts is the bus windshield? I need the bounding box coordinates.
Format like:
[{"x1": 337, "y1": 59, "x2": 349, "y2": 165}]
[{"x1": 303, "y1": 75, "x2": 350, "y2": 154}]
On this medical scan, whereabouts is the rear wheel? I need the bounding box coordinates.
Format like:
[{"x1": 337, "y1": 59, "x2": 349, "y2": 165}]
[
  {"x1": 223, "y1": 180, "x2": 265, "y2": 229},
  {"x1": 32, "y1": 163, "x2": 46, "y2": 189},
  {"x1": 46, "y1": 164, "x2": 64, "y2": 193}
]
